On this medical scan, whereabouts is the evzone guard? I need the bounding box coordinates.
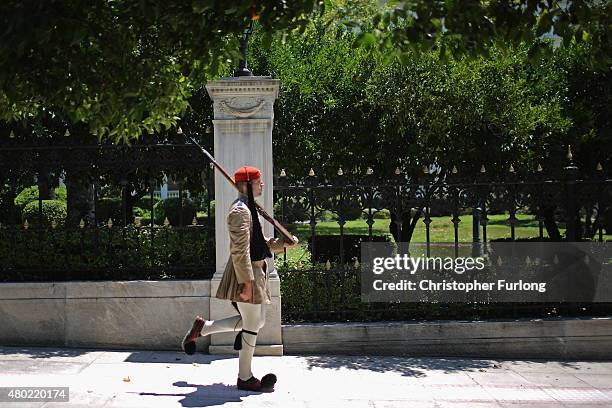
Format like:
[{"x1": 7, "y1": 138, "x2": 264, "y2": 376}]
[{"x1": 182, "y1": 165, "x2": 298, "y2": 392}]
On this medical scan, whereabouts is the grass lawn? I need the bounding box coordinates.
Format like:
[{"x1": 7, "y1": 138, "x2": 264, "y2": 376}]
[
  {"x1": 291, "y1": 214, "x2": 562, "y2": 242},
  {"x1": 277, "y1": 214, "x2": 610, "y2": 265}
]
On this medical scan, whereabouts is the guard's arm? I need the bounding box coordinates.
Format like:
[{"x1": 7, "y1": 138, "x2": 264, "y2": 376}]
[{"x1": 228, "y1": 206, "x2": 255, "y2": 284}]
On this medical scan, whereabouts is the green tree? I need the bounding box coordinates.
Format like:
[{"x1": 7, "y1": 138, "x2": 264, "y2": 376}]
[
  {"x1": 249, "y1": 4, "x2": 571, "y2": 178},
  {"x1": 354, "y1": 0, "x2": 611, "y2": 68},
  {"x1": 550, "y1": 43, "x2": 612, "y2": 171},
  {"x1": 0, "y1": 0, "x2": 320, "y2": 143},
  {"x1": 365, "y1": 42, "x2": 571, "y2": 175},
  {"x1": 1, "y1": 0, "x2": 608, "y2": 144}
]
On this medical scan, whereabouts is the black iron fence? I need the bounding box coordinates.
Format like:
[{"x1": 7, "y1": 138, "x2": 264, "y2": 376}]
[
  {"x1": 0, "y1": 139, "x2": 215, "y2": 281},
  {"x1": 274, "y1": 158, "x2": 612, "y2": 323},
  {"x1": 2, "y1": 136, "x2": 611, "y2": 324}
]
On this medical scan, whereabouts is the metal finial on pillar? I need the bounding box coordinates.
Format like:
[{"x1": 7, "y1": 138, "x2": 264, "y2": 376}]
[{"x1": 234, "y1": 21, "x2": 254, "y2": 77}]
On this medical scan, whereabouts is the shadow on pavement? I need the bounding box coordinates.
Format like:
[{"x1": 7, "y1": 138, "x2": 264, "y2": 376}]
[
  {"x1": 300, "y1": 355, "x2": 582, "y2": 377},
  {"x1": 129, "y1": 381, "x2": 261, "y2": 407},
  {"x1": 0, "y1": 347, "x2": 234, "y2": 366},
  {"x1": 0, "y1": 346, "x2": 94, "y2": 359},
  {"x1": 125, "y1": 352, "x2": 234, "y2": 365}
]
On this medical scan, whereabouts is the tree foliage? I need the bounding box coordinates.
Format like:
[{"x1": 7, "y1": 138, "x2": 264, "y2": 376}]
[
  {"x1": 249, "y1": 5, "x2": 599, "y2": 179},
  {"x1": 0, "y1": 0, "x2": 319, "y2": 142},
  {"x1": 351, "y1": 0, "x2": 611, "y2": 69},
  {"x1": 1, "y1": 0, "x2": 609, "y2": 143}
]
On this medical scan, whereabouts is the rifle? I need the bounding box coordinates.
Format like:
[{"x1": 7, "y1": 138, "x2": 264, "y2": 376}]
[{"x1": 190, "y1": 137, "x2": 297, "y2": 245}]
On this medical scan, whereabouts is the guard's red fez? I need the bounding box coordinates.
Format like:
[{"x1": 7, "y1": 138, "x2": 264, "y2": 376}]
[{"x1": 234, "y1": 166, "x2": 261, "y2": 182}]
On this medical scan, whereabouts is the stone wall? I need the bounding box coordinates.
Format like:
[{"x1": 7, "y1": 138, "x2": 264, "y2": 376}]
[
  {"x1": 2, "y1": 281, "x2": 611, "y2": 360},
  {"x1": 282, "y1": 318, "x2": 612, "y2": 360},
  {"x1": 0, "y1": 281, "x2": 211, "y2": 351}
]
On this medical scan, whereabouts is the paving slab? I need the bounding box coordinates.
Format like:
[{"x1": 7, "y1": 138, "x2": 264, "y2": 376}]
[{"x1": 0, "y1": 346, "x2": 611, "y2": 408}]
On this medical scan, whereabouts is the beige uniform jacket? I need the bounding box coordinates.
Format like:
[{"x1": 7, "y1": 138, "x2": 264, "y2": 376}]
[{"x1": 215, "y1": 197, "x2": 285, "y2": 304}]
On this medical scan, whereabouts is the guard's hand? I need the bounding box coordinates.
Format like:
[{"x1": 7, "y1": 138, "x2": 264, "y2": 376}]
[
  {"x1": 238, "y1": 281, "x2": 253, "y2": 301},
  {"x1": 283, "y1": 235, "x2": 299, "y2": 248}
]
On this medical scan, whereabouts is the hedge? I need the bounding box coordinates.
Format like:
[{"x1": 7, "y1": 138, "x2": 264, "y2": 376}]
[{"x1": 21, "y1": 200, "x2": 67, "y2": 227}]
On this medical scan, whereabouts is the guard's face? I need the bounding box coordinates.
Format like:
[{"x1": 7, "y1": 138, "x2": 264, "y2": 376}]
[
  {"x1": 239, "y1": 178, "x2": 264, "y2": 197},
  {"x1": 251, "y1": 177, "x2": 264, "y2": 197}
]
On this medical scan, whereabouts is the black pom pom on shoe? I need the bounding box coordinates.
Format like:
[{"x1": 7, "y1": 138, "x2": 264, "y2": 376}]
[
  {"x1": 184, "y1": 341, "x2": 196, "y2": 355},
  {"x1": 260, "y1": 373, "x2": 277, "y2": 392}
]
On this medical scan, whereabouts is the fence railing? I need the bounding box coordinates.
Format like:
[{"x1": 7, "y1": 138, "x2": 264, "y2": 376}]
[
  {"x1": 273, "y1": 161, "x2": 612, "y2": 323},
  {"x1": 0, "y1": 140, "x2": 215, "y2": 281}
]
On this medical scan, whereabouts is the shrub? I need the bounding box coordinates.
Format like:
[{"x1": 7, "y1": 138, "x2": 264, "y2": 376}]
[
  {"x1": 133, "y1": 207, "x2": 151, "y2": 219},
  {"x1": 362, "y1": 208, "x2": 391, "y2": 219},
  {"x1": 340, "y1": 205, "x2": 362, "y2": 221},
  {"x1": 135, "y1": 196, "x2": 161, "y2": 211},
  {"x1": 96, "y1": 197, "x2": 123, "y2": 224},
  {"x1": 0, "y1": 225, "x2": 214, "y2": 281},
  {"x1": 15, "y1": 186, "x2": 39, "y2": 210},
  {"x1": 15, "y1": 186, "x2": 67, "y2": 210},
  {"x1": 307, "y1": 234, "x2": 392, "y2": 264},
  {"x1": 22, "y1": 200, "x2": 67, "y2": 227},
  {"x1": 320, "y1": 210, "x2": 336, "y2": 221},
  {"x1": 154, "y1": 198, "x2": 197, "y2": 226}
]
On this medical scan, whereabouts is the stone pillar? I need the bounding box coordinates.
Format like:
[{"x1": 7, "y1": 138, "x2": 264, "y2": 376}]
[{"x1": 206, "y1": 77, "x2": 283, "y2": 356}]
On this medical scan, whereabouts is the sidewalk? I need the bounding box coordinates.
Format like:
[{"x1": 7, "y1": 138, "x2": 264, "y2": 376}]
[{"x1": 1, "y1": 346, "x2": 611, "y2": 408}]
